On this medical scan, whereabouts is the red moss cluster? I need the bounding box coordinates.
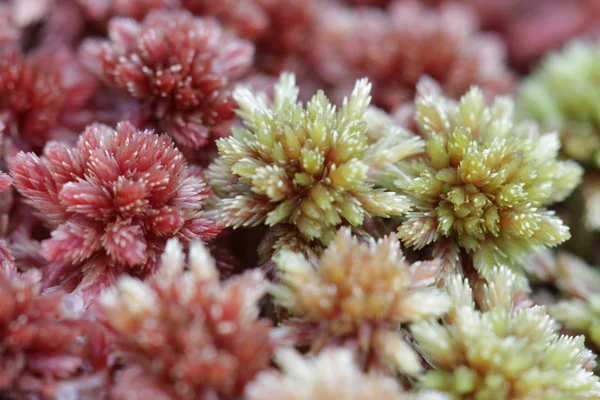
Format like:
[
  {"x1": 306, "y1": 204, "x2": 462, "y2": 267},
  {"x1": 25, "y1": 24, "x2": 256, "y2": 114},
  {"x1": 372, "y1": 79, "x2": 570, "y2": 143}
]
[
  {"x1": 0, "y1": 264, "x2": 107, "y2": 399},
  {"x1": 100, "y1": 240, "x2": 276, "y2": 400},
  {"x1": 0, "y1": 46, "x2": 97, "y2": 150},
  {"x1": 312, "y1": 0, "x2": 513, "y2": 110},
  {"x1": 81, "y1": 10, "x2": 254, "y2": 149},
  {"x1": 9, "y1": 121, "x2": 221, "y2": 296},
  {"x1": 428, "y1": 0, "x2": 600, "y2": 68}
]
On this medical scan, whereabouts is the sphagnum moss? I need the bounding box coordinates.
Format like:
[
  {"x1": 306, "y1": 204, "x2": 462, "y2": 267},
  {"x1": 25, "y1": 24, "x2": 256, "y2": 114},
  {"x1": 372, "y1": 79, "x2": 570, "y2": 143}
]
[
  {"x1": 393, "y1": 79, "x2": 582, "y2": 279},
  {"x1": 207, "y1": 73, "x2": 412, "y2": 258},
  {"x1": 412, "y1": 267, "x2": 600, "y2": 399},
  {"x1": 271, "y1": 228, "x2": 448, "y2": 376}
]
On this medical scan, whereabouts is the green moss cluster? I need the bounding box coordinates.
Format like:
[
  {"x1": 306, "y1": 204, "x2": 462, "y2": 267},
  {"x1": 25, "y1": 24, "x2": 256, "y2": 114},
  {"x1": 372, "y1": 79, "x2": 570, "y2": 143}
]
[
  {"x1": 207, "y1": 74, "x2": 412, "y2": 246},
  {"x1": 412, "y1": 267, "x2": 600, "y2": 399},
  {"x1": 393, "y1": 80, "x2": 582, "y2": 278}
]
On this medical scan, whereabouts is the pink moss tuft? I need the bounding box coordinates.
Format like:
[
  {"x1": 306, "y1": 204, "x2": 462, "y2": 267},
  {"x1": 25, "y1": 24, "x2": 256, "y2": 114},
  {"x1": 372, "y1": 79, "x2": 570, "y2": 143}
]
[
  {"x1": 101, "y1": 239, "x2": 277, "y2": 400},
  {"x1": 0, "y1": 46, "x2": 98, "y2": 150},
  {"x1": 80, "y1": 10, "x2": 254, "y2": 149},
  {"x1": 312, "y1": 0, "x2": 513, "y2": 110},
  {"x1": 0, "y1": 266, "x2": 108, "y2": 399},
  {"x1": 9, "y1": 121, "x2": 221, "y2": 296}
]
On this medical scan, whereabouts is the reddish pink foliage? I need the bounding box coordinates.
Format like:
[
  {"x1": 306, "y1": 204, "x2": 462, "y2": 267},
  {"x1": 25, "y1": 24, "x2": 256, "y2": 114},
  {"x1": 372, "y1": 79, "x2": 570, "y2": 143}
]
[
  {"x1": 5, "y1": 220, "x2": 48, "y2": 272},
  {"x1": 84, "y1": 0, "x2": 320, "y2": 98},
  {"x1": 311, "y1": 0, "x2": 514, "y2": 110},
  {"x1": 424, "y1": 0, "x2": 518, "y2": 32},
  {"x1": 38, "y1": 1, "x2": 88, "y2": 50},
  {"x1": 0, "y1": 266, "x2": 108, "y2": 399},
  {"x1": 80, "y1": 10, "x2": 254, "y2": 149},
  {"x1": 9, "y1": 121, "x2": 221, "y2": 296},
  {"x1": 0, "y1": 130, "x2": 49, "y2": 271},
  {"x1": 102, "y1": 266, "x2": 276, "y2": 400},
  {"x1": 0, "y1": 45, "x2": 98, "y2": 150}
]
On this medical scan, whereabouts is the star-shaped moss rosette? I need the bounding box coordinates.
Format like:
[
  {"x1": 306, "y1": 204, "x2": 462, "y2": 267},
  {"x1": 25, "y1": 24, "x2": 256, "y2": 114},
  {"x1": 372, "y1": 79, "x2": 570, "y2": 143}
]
[
  {"x1": 0, "y1": 263, "x2": 108, "y2": 399},
  {"x1": 394, "y1": 79, "x2": 582, "y2": 279},
  {"x1": 271, "y1": 228, "x2": 449, "y2": 376},
  {"x1": 10, "y1": 121, "x2": 221, "y2": 297},
  {"x1": 411, "y1": 267, "x2": 600, "y2": 399},
  {"x1": 207, "y1": 73, "x2": 412, "y2": 258},
  {"x1": 80, "y1": 10, "x2": 254, "y2": 149},
  {"x1": 101, "y1": 239, "x2": 277, "y2": 400}
]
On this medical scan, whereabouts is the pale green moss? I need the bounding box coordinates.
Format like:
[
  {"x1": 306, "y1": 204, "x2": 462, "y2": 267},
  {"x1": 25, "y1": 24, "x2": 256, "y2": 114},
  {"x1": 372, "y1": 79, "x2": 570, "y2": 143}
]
[
  {"x1": 207, "y1": 73, "x2": 412, "y2": 244},
  {"x1": 393, "y1": 79, "x2": 582, "y2": 278},
  {"x1": 412, "y1": 267, "x2": 600, "y2": 399}
]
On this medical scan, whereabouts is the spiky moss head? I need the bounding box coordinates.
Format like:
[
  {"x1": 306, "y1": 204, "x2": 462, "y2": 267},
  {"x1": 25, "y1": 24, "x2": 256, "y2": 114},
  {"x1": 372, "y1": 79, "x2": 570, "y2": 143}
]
[
  {"x1": 207, "y1": 73, "x2": 411, "y2": 243},
  {"x1": 396, "y1": 79, "x2": 582, "y2": 278},
  {"x1": 101, "y1": 239, "x2": 276, "y2": 399},
  {"x1": 271, "y1": 228, "x2": 448, "y2": 376},
  {"x1": 412, "y1": 267, "x2": 600, "y2": 399},
  {"x1": 519, "y1": 41, "x2": 600, "y2": 166}
]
